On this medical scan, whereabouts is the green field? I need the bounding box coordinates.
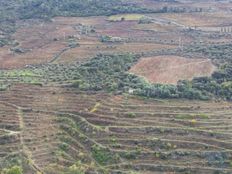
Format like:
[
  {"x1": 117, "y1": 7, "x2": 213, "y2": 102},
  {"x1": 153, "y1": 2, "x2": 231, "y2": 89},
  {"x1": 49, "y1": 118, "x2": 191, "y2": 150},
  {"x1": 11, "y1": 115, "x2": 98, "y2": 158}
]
[{"x1": 108, "y1": 14, "x2": 145, "y2": 21}]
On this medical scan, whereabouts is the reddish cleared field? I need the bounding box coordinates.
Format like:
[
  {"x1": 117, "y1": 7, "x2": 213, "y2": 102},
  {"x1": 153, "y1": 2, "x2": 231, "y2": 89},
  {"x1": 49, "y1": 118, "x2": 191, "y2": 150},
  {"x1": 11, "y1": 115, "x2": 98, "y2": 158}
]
[{"x1": 129, "y1": 56, "x2": 216, "y2": 84}]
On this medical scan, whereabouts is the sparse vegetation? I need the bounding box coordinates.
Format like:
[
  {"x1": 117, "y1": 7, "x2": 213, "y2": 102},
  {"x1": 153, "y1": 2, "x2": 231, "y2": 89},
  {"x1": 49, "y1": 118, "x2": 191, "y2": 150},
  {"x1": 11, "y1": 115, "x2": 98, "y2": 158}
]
[
  {"x1": 91, "y1": 145, "x2": 118, "y2": 165},
  {"x1": 1, "y1": 166, "x2": 23, "y2": 174}
]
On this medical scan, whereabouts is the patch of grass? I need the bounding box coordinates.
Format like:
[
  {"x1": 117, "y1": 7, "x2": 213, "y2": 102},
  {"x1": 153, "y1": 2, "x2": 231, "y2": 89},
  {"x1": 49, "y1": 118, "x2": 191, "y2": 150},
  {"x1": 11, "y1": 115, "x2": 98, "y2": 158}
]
[
  {"x1": 90, "y1": 103, "x2": 101, "y2": 113},
  {"x1": 5, "y1": 70, "x2": 39, "y2": 77},
  {"x1": 109, "y1": 137, "x2": 121, "y2": 148},
  {"x1": 0, "y1": 69, "x2": 43, "y2": 86},
  {"x1": 1, "y1": 165, "x2": 23, "y2": 174},
  {"x1": 57, "y1": 117, "x2": 76, "y2": 128},
  {"x1": 128, "y1": 171, "x2": 141, "y2": 174},
  {"x1": 120, "y1": 149, "x2": 141, "y2": 160},
  {"x1": 0, "y1": 84, "x2": 9, "y2": 91},
  {"x1": 91, "y1": 145, "x2": 118, "y2": 165},
  {"x1": 63, "y1": 163, "x2": 86, "y2": 174},
  {"x1": 127, "y1": 112, "x2": 136, "y2": 118},
  {"x1": 154, "y1": 152, "x2": 161, "y2": 158},
  {"x1": 108, "y1": 14, "x2": 145, "y2": 21},
  {"x1": 0, "y1": 154, "x2": 22, "y2": 171},
  {"x1": 229, "y1": 160, "x2": 232, "y2": 167},
  {"x1": 175, "y1": 113, "x2": 209, "y2": 119},
  {"x1": 59, "y1": 142, "x2": 69, "y2": 152}
]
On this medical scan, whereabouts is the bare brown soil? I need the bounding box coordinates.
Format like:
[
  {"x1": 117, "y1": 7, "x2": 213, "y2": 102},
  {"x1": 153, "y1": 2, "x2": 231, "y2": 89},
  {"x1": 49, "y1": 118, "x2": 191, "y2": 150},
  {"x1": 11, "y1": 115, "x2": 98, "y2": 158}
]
[{"x1": 129, "y1": 56, "x2": 216, "y2": 84}]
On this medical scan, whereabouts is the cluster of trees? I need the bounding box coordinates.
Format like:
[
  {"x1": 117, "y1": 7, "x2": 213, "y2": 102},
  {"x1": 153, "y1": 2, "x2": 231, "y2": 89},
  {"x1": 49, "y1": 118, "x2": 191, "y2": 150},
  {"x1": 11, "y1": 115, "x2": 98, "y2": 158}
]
[
  {"x1": 68, "y1": 53, "x2": 232, "y2": 101},
  {"x1": 1, "y1": 0, "x2": 200, "y2": 22},
  {"x1": 190, "y1": 65, "x2": 232, "y2": 100},
  {"x1": 181, "y1": 43, "x2": 232, "y2": 100},
  {"x1": 19, "y1": 0, "x2": 201, "y2": 20},
  {"x1": 161, "y1": 6, "x2": 203, "y2": 13},
  {"x1": 184, "y1": 43, "x2": 232, "y2": 63},
  {"x1": 0, "y1": 0, "x2": 18, "y2": 47},
  {"x1": 0, "y1": 0, "x2": 153, "y2": 21},
  {"x1": 19, "y1": 0, "x2": 154, "y2": 19},
  {"x1": 71, "y1": 54, "x2": 141, "y2": 91},
  {"x1": 134, "y1": 81, "x2": 208, "y2": 100}
]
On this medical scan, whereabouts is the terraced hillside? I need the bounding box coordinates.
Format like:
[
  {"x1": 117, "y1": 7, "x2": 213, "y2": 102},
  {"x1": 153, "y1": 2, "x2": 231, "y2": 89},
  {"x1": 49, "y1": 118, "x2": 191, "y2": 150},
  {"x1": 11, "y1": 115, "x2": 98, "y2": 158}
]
[
  {"x1": 1, "y1": 0, "x2": 232, "y2": 174},
  {"x1": 0, "y1": 84, "x2": 232, "y2": 173}
]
